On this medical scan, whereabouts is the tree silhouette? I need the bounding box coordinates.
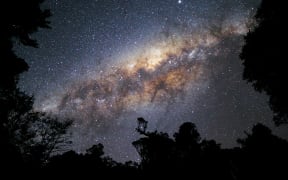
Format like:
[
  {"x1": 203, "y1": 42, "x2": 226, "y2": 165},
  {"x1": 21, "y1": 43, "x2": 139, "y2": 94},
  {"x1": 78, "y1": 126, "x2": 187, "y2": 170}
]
[
  {"x1": 0, "y1": 0, "x2": 72, "y2": 170},
  {"x1": 46, "y1": 143, "x2": 141, "y2": 178},
  {"x1": 39, "y1": 117, "x2": 288, "y2": 179},
  {"x1": 9, "y1": 112, "x2": 72, "y2": 167},
  {"x1": 1, "y1": 0, "x2": 51, "y2": 89},
  {"x1": 174, "y1": 122, "x2": 201, "y2": 157},
  {"x1": 47, "y1": 144, "x2": 109, "y2": 170},
  {"x1": 133, "y1": 118, "x2": 231, "y2": 178},
  {"x1": 135, "y1": 117, "x2": 148, "y2": 134},
  {"x1": 233, "y1": 123, "x2": 288, "y2": 179},
  {"x1": 133, "y1": 124, "x2": 175, "y2": 172},
  {"x1": 240, "y1": 0, "x2": 288, "y2": 125},
  {"x1": 2, "y1": 1, "x2": 288, "y2": 177}
]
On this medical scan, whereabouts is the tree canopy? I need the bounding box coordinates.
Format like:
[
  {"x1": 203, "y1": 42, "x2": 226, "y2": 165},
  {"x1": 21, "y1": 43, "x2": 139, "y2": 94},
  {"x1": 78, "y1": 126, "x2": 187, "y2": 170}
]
[
  {"x1": 0, "y1": 0, "x2": 71, "y2": 170},
  {"x1": 240, "y1": 0, "x2": 288, "y2": 125}
]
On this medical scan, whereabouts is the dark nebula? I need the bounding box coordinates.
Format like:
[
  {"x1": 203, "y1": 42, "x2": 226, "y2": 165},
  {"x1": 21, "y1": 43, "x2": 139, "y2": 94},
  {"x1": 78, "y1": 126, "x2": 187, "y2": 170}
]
[{"x1": 17, "y1": 0, "x2": 288, "y2": 162}]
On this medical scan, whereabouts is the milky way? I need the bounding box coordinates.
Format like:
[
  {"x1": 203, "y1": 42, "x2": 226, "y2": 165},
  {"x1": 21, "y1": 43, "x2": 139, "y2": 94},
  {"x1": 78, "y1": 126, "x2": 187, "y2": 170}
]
[
  {"x1": 18, "y1": 0, "x2": 288, "y2": 162},
  {"x1": 38, "y1": 14, "x2": 250, "y2": 118},
  {"x1": 36, "y1": 17, "x2": 251, "y2": 160}
]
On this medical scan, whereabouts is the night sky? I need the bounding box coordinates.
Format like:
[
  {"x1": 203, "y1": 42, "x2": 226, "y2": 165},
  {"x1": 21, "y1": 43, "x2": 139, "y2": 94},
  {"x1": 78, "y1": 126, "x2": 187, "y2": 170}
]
[{"x1": 16, "y1": 0, "x2": 288, "y2": 162}]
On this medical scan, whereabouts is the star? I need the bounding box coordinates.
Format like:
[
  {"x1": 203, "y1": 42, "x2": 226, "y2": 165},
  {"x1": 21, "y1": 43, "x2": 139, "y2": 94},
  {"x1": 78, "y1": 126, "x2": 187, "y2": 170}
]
[{"x1": 18, "y1": 0, "x2": 276, "y2": 162}]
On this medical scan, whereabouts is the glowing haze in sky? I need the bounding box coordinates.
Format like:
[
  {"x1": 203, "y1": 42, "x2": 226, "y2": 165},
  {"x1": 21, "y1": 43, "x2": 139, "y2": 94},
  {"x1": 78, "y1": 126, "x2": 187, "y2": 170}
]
[{"x1": 17, "y1": 0, "x2": 288, "y2": 162}]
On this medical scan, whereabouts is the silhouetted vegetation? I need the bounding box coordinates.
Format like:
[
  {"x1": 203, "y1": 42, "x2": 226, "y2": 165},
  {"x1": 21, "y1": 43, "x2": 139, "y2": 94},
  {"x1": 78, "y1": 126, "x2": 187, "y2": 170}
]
[
  {"x1": 0, "y1": 0, "x2": 71, "y2": 171},
  {"x1": 240, "y1": 0, "x2": 288, "y2": 125},
  {"x1": 131, "y1": 118, "x2": 288, "y2": 179},
  {"x1": 41, "y1": 118, "x2": 288, "y2": 179},
  {"x1": 1, "y1": 0, "x2": 288, "y2": 179}
]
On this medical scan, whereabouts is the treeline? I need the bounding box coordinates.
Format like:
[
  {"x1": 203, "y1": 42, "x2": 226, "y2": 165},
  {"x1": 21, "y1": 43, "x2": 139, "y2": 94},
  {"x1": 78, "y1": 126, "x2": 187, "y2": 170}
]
[
  {"x1": 1, "y1": 0, "x2": 288, "y2": 178},
  {"x1": 0, "y1": 0, "x2": 72, "y2": 173},
  {"x1": 43, "y1": 118, "x2": 288, "y2": 179}
]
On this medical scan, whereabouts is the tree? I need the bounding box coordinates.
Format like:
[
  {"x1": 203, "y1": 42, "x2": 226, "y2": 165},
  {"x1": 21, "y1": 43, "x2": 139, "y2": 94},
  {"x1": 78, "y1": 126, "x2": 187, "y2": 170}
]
[
  {"x1": 135, "y1": 117, "x2": 148, "y2": 134},
  {"x1": 237, "y1": 123, "x2": 288, "y2": 152},
  {"x1": 1, "y1": 0, "x2": 51, "y2": 89},
  {"x1": 174, "y1": 122, "x2": 201, "y2": 155},
  {"x1": 9, "y1": 112, "x2": 72, "y2": 167},
  {"x1": 235, "y1": 123, "x2": 288, "y2": 179},
  {"x1": 133, "y1": 118, "x2": 175, "y2": 172},
  {"x1": 0, "y1": 0, "x2": 72, "y2": 169},
  {"x1": 133, "y1": 119, "x2": 230, "y2": 178},
  {"x1": 46, "y1": 143, "x2": 132, "y2": 177},
  {"x1": 1, "y1": 0, "x2": 51, "y2": 136},
  {"x1": 240, "y1": 0, "x2": 288, "y2": 125}
]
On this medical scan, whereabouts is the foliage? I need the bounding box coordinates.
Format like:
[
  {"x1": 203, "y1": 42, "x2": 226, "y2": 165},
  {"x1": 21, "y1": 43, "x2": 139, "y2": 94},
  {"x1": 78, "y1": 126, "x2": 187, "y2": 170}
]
[
  {"x1": 240, "y1": 0, "x2": 288, "y2": 125},
  {"x1": 0, "y1": 0, "x2": 71, "y2": 169}
]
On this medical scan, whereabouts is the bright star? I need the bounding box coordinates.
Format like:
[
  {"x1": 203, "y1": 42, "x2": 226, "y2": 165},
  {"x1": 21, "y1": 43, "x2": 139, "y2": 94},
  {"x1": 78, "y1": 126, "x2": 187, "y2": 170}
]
[{"x1": 178, "y1": 0, "x2": 182, "y2": 4}]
